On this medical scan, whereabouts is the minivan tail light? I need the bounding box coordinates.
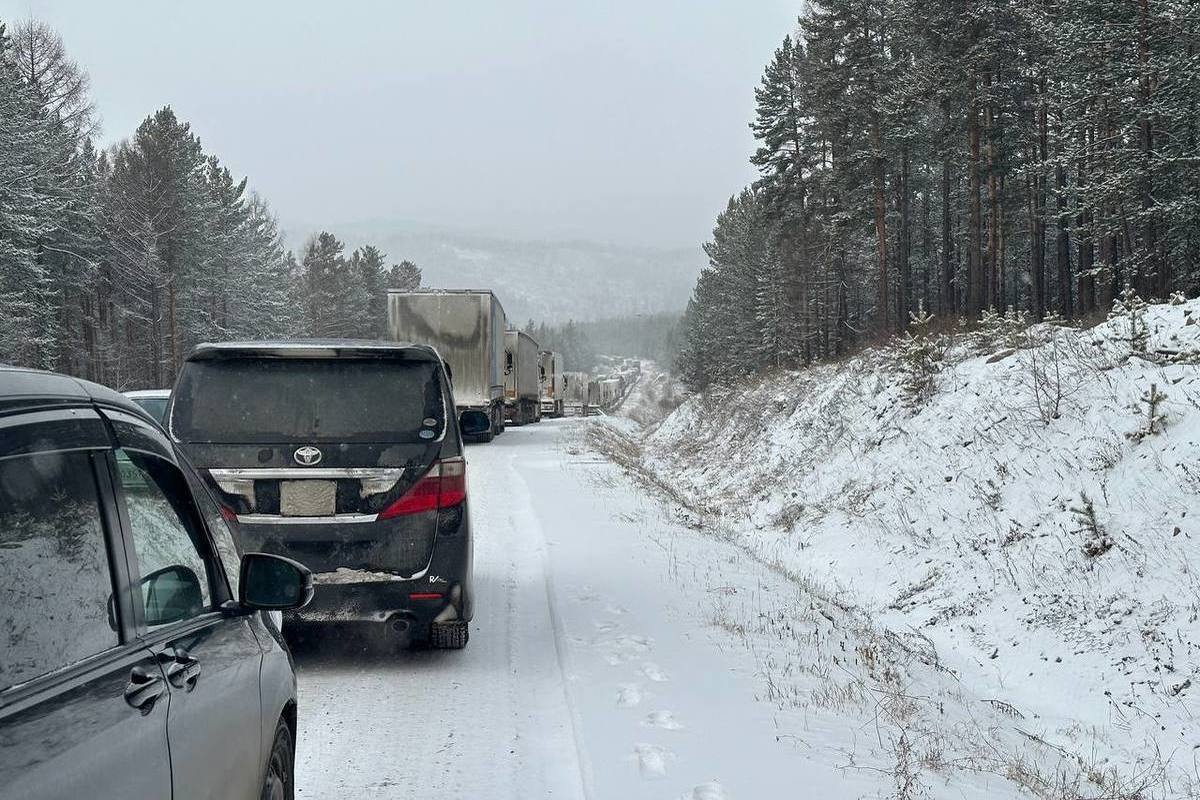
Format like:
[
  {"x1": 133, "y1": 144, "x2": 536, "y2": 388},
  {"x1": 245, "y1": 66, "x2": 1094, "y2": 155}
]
[{"x1": 378, "y1": 458, "x2": 467, "y2": 520}]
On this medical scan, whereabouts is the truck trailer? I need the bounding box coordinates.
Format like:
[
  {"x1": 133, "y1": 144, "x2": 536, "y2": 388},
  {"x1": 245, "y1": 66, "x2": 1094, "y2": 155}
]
[
  {"x1": 563, "y1": 371, "x2": 590, "y2": 416},
  {"x1": 388, "y1": 289, "x2": 507, "y2": 441},
  {"x1": 504, "y1": 330, "x2": 541, "y2": 425},
  {"x1": 538, "y1": 350, "x2": 565, "y2": 418}
]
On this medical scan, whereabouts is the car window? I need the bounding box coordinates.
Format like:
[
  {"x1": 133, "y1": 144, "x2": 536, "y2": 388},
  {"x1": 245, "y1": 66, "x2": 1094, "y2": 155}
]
[
  {"x1": 131, "y1": 396, "x2": 169, "y2": 424},
  {"x1": 0, "y1": 451, "x2": 118, "y2": 693},
  {"x1": 188, "y1": 474, "x2": 242, "y2": 598},
  {"x1": 115, "y1": 449, "x2": 216, "y2": 628}
]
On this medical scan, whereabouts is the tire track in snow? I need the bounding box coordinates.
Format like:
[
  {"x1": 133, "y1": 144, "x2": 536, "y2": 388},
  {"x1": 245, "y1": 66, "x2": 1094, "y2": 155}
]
[
  {"x1": 292, "y1": 433, "x2": 587, "y2": 798},
  {"x1": 496, "y1": 444, "x2": 595, "y2": 800}
]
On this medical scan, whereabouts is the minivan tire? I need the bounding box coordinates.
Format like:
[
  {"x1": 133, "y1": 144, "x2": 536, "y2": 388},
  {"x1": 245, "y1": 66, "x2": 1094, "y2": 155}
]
[
  {"x1": 431, "y1": 621, "x2": 469, "y2": 649},
  {"x1": 261, "y1": 717, "x2": 294, "y2": 800}
]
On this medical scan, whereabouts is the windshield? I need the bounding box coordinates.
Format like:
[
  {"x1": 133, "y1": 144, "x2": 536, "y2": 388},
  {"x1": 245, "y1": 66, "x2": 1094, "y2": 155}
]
[{"x1": 171, "y1": 358, "x2": 444, "y2": 443}]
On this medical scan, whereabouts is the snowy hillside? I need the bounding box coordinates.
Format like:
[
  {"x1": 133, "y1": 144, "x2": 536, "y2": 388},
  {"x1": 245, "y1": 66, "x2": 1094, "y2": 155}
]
[
  {"x1": 600, "y1": 297, "x2": 1200, "y2": 798},
  {"x1": 286, "y1": 220, "x2": 701, "y2": 323}
]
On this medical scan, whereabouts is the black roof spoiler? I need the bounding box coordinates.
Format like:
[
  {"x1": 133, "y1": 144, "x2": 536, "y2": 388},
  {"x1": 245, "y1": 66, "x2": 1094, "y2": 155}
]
[{"x1": 186, "y1": 339, "x2": 441, "y2": 363}]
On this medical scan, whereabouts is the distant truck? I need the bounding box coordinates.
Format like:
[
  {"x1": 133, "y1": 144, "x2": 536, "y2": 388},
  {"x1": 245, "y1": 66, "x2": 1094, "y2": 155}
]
[
  {"x1": 538, "y1": 350, "x2": 565, "y2": 418},
  {"x1": 563, "y1": 371, "x2": 590, "y2": 415},
  {"x1": 587, "y1": 375, "x2": 626, "y2": 414},
  {"x1": 504, "y1": 330, "x2": 541, "y2": 425},
  {"x1": 388, "y1": 289, "x2": 508, "y2": 441}
]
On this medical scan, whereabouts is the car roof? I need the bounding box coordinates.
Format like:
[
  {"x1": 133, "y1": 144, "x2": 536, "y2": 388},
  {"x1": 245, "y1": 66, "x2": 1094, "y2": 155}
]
[
  {"x1": 185, "y1": 339, "x2": 442, "y2": 363},
  {"x1": 0, "y1": 364, "x2": 157, "y2": 422}
]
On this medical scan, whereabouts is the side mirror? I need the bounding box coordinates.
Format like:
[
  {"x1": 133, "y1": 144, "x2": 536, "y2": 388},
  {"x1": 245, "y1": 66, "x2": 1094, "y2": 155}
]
[
  {"x1": 141, "y1": 564, "x2": 204, "y2": 626},
  {"x1": 458, "y1": 409, "x2": 491, "y2": 437},
  {"x1": 239, "y1": 553, "x2": 313, "y2": 611}
]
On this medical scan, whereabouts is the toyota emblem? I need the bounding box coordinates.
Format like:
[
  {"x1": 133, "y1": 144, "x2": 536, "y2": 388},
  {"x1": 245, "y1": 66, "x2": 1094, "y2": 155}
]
[{"x1": 293, "y1": 446, "x2": 323, "y2": 466}]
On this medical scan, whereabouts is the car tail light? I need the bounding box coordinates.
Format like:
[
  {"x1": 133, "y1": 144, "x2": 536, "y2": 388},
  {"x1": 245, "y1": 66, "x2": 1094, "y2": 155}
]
[
  {"x1": 378, "y1": 458, "x2": 467, "y2": 519},
  {"x1": 219, "y1": 505, "x2": 238, "y2": 522}
]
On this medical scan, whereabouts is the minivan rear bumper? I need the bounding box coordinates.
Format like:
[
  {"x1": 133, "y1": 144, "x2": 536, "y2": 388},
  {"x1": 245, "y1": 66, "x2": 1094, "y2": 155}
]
[
  {"x1": 291, "y1": 577, "x2": 467, "y2": 630},
  {"x1": 233, "y1": 513, "x2": 473, "y2": 625}
]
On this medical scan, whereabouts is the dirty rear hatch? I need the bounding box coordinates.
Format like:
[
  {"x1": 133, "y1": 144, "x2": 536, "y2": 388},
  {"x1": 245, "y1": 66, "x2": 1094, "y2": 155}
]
[{"x1": 171, "y1": 350, "x2": 447, "y2": 577}]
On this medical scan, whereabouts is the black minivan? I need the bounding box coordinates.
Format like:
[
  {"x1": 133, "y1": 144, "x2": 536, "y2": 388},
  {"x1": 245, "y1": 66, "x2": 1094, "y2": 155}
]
[
  {"x1": 169, "y1": 340, "x2": 487, "y2": 649},
  {"x1": 0, "y1": 365, "x2": 313, "y2": 800}
]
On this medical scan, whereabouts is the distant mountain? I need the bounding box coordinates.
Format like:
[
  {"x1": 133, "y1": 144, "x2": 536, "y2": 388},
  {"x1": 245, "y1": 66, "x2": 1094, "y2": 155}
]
[{"x1": 284, "y1": 220, "x2": 702, "y2": 324}]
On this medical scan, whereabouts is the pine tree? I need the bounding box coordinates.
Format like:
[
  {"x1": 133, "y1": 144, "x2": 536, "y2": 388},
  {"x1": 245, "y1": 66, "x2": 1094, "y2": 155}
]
[
  {"x1": 300, "y1": 232, "x2": 368, "y2": 338},
  {"x1": 350, "y1": 245, "x2": 387, "y2": 337}
]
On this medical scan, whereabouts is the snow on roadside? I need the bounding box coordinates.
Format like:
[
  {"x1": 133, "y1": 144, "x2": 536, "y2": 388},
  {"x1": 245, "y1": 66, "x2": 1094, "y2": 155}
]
[
  {"x1": 613, "y1": 361, "x2": 685, "y2": 428},
  {"x1": 600, "y1": 298, "x2": 1200, "y2": 798}
]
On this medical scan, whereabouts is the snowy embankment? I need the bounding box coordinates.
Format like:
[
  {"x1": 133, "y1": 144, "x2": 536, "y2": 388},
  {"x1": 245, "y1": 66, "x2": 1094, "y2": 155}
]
[{"x1": 599, "y1": 298, "x2": 1200, "y2": 799}]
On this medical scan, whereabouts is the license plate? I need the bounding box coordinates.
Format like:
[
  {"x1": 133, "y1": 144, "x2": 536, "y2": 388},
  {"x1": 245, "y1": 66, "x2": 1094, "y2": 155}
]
[{"x1": 280, "y1": 480, "x2": 336, "y2": 517}]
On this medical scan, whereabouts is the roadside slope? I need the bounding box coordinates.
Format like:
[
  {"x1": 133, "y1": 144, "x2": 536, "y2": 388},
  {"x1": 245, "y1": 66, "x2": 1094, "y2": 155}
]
[{"x1": 610, "y1": 298, "x2": 1200, "y2": 798}]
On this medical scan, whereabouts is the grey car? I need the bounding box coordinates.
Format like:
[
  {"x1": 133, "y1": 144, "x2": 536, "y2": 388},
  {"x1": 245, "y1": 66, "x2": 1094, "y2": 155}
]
[{"x1": 0, "y1": 366, "x2": 313, "y2": 799}]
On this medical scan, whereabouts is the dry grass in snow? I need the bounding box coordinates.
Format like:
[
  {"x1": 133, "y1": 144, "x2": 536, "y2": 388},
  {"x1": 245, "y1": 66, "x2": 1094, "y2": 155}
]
[{"x1": 591, "y1": 297, "x2": 1200, "y2": 799}]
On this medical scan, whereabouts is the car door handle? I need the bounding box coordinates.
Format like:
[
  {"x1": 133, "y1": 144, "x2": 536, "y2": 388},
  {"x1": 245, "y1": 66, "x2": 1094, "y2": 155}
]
[
  {"x1": 124, "y1": 666, "x2": 167, "y2": 714},
  {"x1": 164, "y1": 653, "x2": 201, "y2": 691}
]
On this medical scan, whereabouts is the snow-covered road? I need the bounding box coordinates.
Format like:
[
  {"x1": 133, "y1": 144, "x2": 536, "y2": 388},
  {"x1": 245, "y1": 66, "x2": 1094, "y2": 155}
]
[{"x1": 292, "y1": 418, "x2": 858, "y2": 799}]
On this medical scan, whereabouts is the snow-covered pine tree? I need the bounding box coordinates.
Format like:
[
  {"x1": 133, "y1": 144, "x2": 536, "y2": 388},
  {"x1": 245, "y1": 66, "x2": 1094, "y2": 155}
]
[
  {"x1": 385, "y1": 260, "x2": 421, "y2": 294},
  {"x1": 300, "y1": 232, "x2": 369, "y2": 339},
  {"x1": 349, "y1": 245, "x2": 397, "y2": 338}
]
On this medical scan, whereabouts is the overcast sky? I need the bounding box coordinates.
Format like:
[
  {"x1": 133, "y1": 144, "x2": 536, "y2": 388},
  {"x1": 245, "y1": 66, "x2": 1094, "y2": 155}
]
[{"x1": 4, "y1": 1, "x2": 797, "y2": 248}]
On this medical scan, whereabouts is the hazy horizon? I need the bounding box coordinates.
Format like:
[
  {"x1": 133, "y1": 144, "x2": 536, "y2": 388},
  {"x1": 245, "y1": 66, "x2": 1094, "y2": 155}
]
[{"x1": 4, "y1": 0, "x2": 798, "y2": 249}]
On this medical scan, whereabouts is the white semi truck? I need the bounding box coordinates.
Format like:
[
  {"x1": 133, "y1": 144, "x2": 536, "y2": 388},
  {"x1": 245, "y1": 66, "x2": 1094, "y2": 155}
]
[
  {"x1": 388, "y1": 289, "x2": 508, "y2": 441},
  {"x1": 503, "y1": 329, "x2": 541, "y2": 425},
  {"x1": 538, "y1": 350, "x2": 565, "y2": 418},
  {"x1": 563, "y1": 371, "x2": 590, "y2": 415}
]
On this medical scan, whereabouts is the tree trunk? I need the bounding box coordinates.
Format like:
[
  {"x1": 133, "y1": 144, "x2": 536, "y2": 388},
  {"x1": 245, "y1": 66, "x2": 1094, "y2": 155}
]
[
  {"x1": 1028, "y1": 173, "x2": 1044, "y2": 319},
  {"x1": 1055, "y1": 159, "x2": 1072, "y2": 317},
  {"x1": 167, "y1": 274, "x2": 178, "y2": 384},
  {"x1": 872, "y1": 120, "x2": 889, "y2": 334},
  {"x1": 941, "y1": 149, "x2": 954, "y2": 314},
  {"x1": 1033, "y1": 97, "x2": 1049, "y2": 319},
  {"x1": 1137, "y1": 0, "x2": 1161, "y2": 297},
  {"x1": 899, "y1": 144, "x2": 912, "y2": 327},
  {"x1": 1077, "y1": 120, "x2": 1096, "y2": 315},
  {"x1": 985, "y1": 75, "x2": 1000, "y2": 310},
  {"x1": 921, "y1": 178, "x2": 932, "y2": 314},
  {"x1": 967, "y1": 74, "x2": 985, "y2": 316}
]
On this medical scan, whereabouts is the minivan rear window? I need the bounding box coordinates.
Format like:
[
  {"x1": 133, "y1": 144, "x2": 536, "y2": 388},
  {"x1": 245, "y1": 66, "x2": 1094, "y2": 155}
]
[{"x1": 171, "y1": 358, "x2": 444, "y2": 443}]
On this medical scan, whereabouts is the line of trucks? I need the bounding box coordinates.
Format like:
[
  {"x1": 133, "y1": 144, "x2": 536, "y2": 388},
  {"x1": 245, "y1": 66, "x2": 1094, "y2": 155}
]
[{"x1": 387, "y1": 289, "x2": 633, "y2": 441}]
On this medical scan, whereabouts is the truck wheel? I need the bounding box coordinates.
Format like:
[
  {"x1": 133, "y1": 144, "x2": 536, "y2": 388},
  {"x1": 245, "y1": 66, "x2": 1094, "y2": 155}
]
[{"x1": 431, "y1": 621, "x2": 469, "y2": 649}]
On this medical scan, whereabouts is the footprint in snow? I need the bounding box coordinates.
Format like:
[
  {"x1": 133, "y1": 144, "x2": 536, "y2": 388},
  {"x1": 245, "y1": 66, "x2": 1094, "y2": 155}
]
[
  {"x1": 680, "y1": 782, "x2": 726, "y2": 800},
  {"x1": 643, "y1": 710, "x2": 683, "y2": 730},
  {"x1": 631, "y1": 743, "x2": 672, "y2": 779},
  {"x1": 595, "y1": 634, "x2": 653, "y2": 665},
  {"x1": 616, "y1": 683, "x2": 643, "y2": 708},
  {"x1": 641, "y1": 662, "x2": 669, "y2": 682},
  {"x1": 572, "y1": 586, "x2": 600, "y2": 603}
]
